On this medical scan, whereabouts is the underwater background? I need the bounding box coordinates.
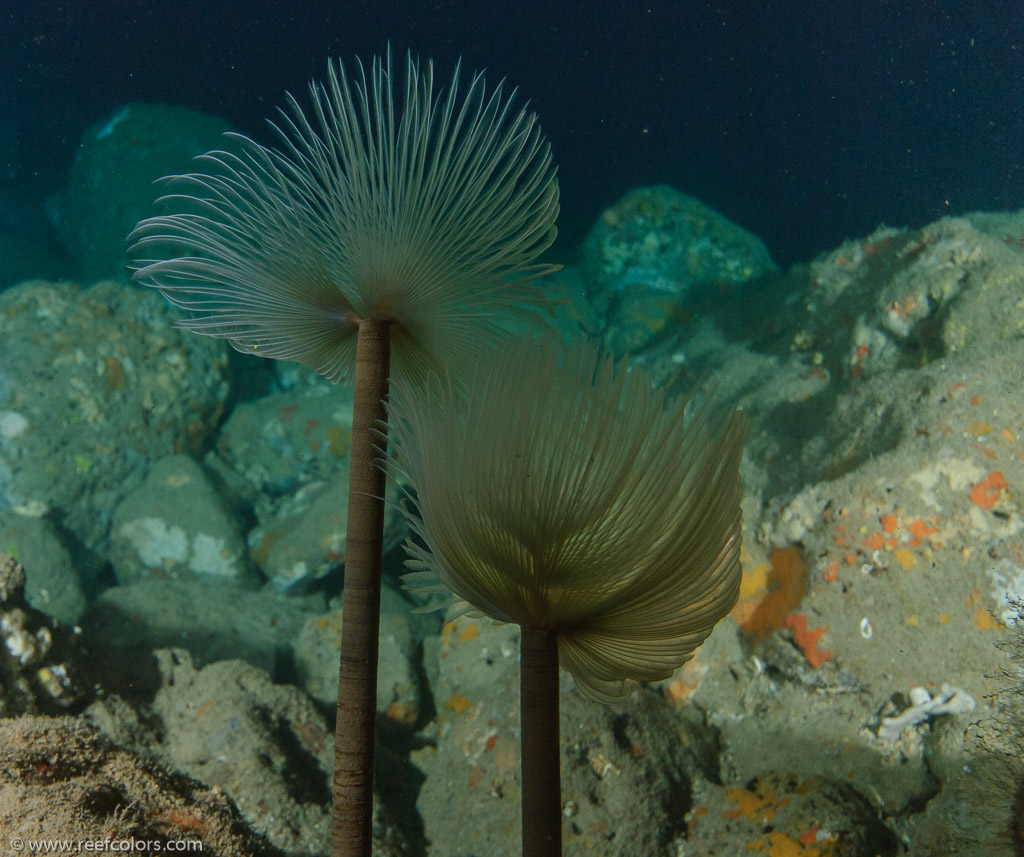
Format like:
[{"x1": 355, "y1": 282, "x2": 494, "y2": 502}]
[
  {"x1": 3, "y1": 0, "x2": 1024, "y2": 269},
  {"x1": 2, "y1": 2, "x2": 1024, "y2": 856}
]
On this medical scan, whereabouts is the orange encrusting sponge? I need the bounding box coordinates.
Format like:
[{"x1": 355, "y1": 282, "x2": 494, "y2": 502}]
[
  {"x1": 783, "y1": 613, "x2": 832, "y2": 667},
  {"x1": 969, "y1": 470, "x2": 1007, "y2": 509}
]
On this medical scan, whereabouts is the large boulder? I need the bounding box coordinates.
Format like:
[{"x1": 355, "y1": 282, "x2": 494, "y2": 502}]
[
  {"x1": 0, "y1": 279, "x2": 229, "y2": 551},
  {"x1": 578, "y1": 185, "x2": 777, "y2": 355},
  {"x1": 53, "y1": 103, "x2": 238, "y2": 282},
  {"x1": 110, "y1": 455, "x2": 256, "y2": 588}
]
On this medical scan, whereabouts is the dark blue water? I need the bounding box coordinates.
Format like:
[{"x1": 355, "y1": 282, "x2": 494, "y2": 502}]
[{"x1": 2, "y1": 0, "x2": 1023, "y2": 267}]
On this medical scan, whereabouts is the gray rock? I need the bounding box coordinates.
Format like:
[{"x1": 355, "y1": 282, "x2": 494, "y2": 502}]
[
  {"x1": 221, "y1": 385, "x2": 406, "y2": 592},
  {"x1": 0, "y1": 513, "x2": 86, "y2": 625},
  {"x1": 110, "y1": 454, "x2": 255, "y2": 587},
  {"x1": 151, "y1": 649, "x2": 334, "y2": 856},
  {"x1": 217, "y1": 386, "x2": 355, "y2": 504},
  {"x1": 294, "y1": 584, "x2": 421, "y2": 721},
  {"x1": 794, "y1": 218, "x2": 1024, "y2": 382},
  {"x1": 148, "y1": 648, "x2": 413, "y2": 856},
  {"x1": 83, "y1": 578, "x2": 317, "y2": 676},
  {"x1": 247, "y1": 476, "x2": 405, "y2": 592},
  {"x1": 412, "y1": 617, "x2": 711, "y2": 856}
]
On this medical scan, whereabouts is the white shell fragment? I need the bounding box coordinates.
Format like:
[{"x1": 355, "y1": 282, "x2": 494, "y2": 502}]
[{"x1": 878, "y1": 683, "x2": 975, "y2": 741}]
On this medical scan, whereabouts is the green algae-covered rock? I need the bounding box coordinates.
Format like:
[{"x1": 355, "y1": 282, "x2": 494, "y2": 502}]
[
  {"x1": 579, "y1": 185, "x2": 777, "y2": 355},
  {"x1": 0, "y1": 279, "x2": 229, "y2": 551},
  {"x1": 580, "y1": 185, "x2": 777, "y2": 296}
]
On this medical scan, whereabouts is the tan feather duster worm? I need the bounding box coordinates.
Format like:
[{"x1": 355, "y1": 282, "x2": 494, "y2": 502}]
[{"x1": 386, "y1": 334, "x2": 746, "y2": 854}]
